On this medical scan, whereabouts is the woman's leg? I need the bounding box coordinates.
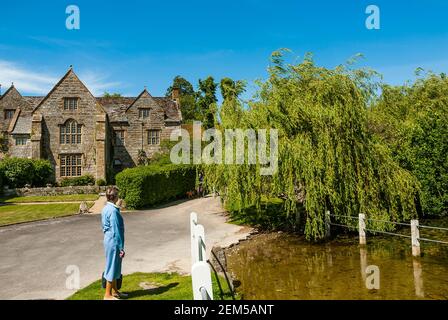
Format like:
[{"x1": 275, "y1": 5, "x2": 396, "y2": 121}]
[
  {"x1": 105, "y1": 281, "x2": 114, "y2": 298},
  {"x1": 111, "y1": 279, "x2": 118, "y2": 294}
]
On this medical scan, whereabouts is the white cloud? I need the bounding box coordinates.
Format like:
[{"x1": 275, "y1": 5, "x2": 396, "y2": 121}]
[
  {"x1": 0, "y1": 60, "x2": 57, "y2": 94},
  {"x1": 0, "y1": 60, "x2": 121, "y2": 96},
  {"x1": 78, "y1": 71, "x2": 121, "y2": 96}
]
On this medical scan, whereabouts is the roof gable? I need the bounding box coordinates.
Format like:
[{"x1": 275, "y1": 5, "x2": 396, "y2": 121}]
[
  {"x1": 0, "y1": 84, "x2": 22, "y2": 102},
  {"x1": 33, "y1": 67, "x2": 106, "y2": 114},
  {"x1": 125, "y1": 88, "x2": 156, "y2": 112}
]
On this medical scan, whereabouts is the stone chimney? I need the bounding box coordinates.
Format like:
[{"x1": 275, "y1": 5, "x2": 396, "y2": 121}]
[{"x1": 172, "y1": 87, "x2": 180, "y2": 102}]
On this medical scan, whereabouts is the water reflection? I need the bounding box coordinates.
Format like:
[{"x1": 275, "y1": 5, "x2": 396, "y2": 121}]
[
  {"x1": 413, "y1": 258, "x2": 424, "y2": 298},
  {"x1": 226, "y1": 232, "x2": 448, "y2": 300}
]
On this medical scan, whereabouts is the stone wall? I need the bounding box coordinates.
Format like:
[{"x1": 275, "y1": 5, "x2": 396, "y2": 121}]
[
  {"x1": 111, "y1": 90, "x2": 181, "y2": 168},
  {"x1": 33, "y1": 69, "x2": 107, "y2": 182},
  {"x1": 7, "y1": 135, "x2": 32, "y2": 158},
  {"x1": 3, "y1": 185, "x2": 103, "y2": 197},
  {"x1": 0, "y1": 86, "x2": 33, "y2": 133}
]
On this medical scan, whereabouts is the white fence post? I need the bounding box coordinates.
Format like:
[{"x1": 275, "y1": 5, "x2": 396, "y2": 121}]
[
  {"x1": 190, "y1": 212, "x2": 214, "y2": 300},
  {"x1": 190, "y1": 212, "x2": 198, "y2": 265},
  {"x1": 359, "y1": 213, "x2": 366, "y2": 245},
  {"x1": 195, "y1": 224, "x2": 206, "y2": 262},
  {"x1": 192, "y1": 261, "x2": 213, "y2": 300},
  {"x1": 411, "y1": 219, "x2": 421, "y2": 257}
]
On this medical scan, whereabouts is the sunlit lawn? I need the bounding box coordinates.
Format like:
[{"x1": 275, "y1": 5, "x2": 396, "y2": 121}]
[
  {"x1": 67, "y1": 272, "x2": 236, "y2": 300},
  {"x1": 0, "y1": 202, "x2": 94, "y2": 226},
  {"x1": 0, "y1": 194, "x2": 99, "y2": 203}
]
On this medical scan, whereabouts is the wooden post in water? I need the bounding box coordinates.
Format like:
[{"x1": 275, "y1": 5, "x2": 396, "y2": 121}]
[
  {"x1": 358, "y1": 213, "x2": 366, "y2": 245},
  {"x1": 411, "y1": 219, "x2": 421, "y2": 257},
  {"x1": 325, "y1": 210, "x2": 331, "y2": 238}
]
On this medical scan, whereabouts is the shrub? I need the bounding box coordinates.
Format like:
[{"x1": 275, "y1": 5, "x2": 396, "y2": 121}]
[
  {"x1": 116, "y1": 164, "x2": 196, "y2": 209},
  {"x1": 32, "y1": 159, "x2": 54, "y2": 187},
  {"x1": 60, "y1": 174, "x2": 95, "y2": 187},
  {"x1": 96, "y1": 178, "x2": 107, "y2": 186},
  {"x1": 0, "y1": 157, "x2": 53, "y2": 188}
]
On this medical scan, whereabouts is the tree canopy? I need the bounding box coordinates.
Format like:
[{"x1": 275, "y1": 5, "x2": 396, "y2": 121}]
[{"x1": 202, "y1": 51, "x2": 420, "y2": 240}]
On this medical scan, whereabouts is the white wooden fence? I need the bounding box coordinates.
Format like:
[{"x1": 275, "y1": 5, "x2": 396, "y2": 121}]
[
  {"x1": 326, "y1": 211, "x2": 448, "y2": 257},
  {"x1": 190, "y1": 212, "x2": 213, "y2": 300}
]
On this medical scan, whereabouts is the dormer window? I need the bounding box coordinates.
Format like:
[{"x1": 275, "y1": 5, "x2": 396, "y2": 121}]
[
  {"x1": 139, "y1": 108, "x2": 150, "y2": 118},
  {"x1": 4, "y1": 109, "x2": 15, "y2": 119},
  {"x1": 64, "y1": 98, "x2": 78, "y2": 110}
]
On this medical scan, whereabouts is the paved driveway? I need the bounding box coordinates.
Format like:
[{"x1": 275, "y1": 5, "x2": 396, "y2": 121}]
[{"x1": 0, "y1": 196, "x2": 251, "y2": 300}]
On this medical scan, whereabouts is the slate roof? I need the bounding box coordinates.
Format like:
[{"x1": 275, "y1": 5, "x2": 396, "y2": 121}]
[
  {"x1": 95, "y1": 96, "x2": 182, "y2": 123},
  {"x1": 11, "y1": 114, "x2": 32, "y2": 134},
  {"x1": 3, "y1": 95, "x2": 181, "y2": 124},
  {"x1": 23, "y1": 96, "x2": 44, "y2": 108}
]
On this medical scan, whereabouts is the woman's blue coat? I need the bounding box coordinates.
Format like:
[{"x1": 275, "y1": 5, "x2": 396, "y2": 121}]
[{"x1": 101, "y1": 202, "x2": 125, "y2": 282}]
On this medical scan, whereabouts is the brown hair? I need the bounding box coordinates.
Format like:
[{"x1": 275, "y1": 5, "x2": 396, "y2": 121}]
[{"x1": 106, "y1": 186, "x2": 119, "y2": 202}]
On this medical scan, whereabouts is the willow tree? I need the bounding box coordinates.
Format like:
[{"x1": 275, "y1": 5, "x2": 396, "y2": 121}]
[{"x1": 203, "y1": 51, "x2": 419, "y2": 240}]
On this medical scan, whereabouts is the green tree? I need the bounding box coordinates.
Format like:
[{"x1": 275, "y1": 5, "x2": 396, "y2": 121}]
[
  {"x1": 103, "y1": 92, "x2": 122, "y2": 98},
  {"x1": 202, "y1": 50, "x2": 418, "y2": 240},
  {"x1": 166, "y1": 76, "x2": 198, "y2": 122},
  {"x1": 197, "y1": 76, "x2": 218, "y2": 129},
  {"x1": 219, "y1": 77, "x2": 245, "y2": 127},
  {"x1": 369, "y1": 72, "x2": 448, "y2": 217}
]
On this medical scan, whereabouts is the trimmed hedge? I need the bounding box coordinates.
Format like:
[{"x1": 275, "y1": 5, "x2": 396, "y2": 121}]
[
  {"x1": 96, "y1": 178, "x2": 107, "y2": 186},
  {"x1": 0, "y1": 158, "x2": 53, "y2": 188},
  {"x1": 60, "y1": 174, "x2": 95, "y2": 187},
  {"x1": 116, "y1": 164, "x2": 196, "y2": 209}
]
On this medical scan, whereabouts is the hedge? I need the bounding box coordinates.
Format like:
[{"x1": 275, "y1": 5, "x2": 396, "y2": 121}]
[
  {"x1": 0, "y1": 158, "x2": 53, "y2": 188},
  {"x1": 115, "y1": 164, "x2": 196, "y2": 209},
  {"x1": 60, "y1": 174, "x2": 95, "y2": 187}
]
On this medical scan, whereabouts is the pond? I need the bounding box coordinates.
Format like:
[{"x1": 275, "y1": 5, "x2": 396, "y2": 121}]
[{"x1": 226, "y1": 221, "x2": 448, "y2": 300}]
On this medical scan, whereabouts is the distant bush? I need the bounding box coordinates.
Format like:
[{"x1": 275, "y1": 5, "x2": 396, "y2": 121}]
[
  {"x1": 96, "y1": 178, "x2": 107, "y2": 186},
  {"x1": 60, "y1": 174, "x2": 95, "y2": 187},
  {"x1": 0, "y1": 157, "x2": 53, "y2": 188},
  {"x1": 116, "y1": 164, "x2": 196, "y2": 209}
]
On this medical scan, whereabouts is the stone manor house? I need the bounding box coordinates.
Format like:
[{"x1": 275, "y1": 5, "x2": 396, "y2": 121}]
[{"x1": 0, "y1": 67, "x2": 182, "y2": 182}]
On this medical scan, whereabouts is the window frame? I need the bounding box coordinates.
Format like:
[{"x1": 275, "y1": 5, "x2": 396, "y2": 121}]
[
  {"x1": 14, "y1": 135, "x2": 28, "y2": 146},
  {"x1": 60, "y1": 120, "x2": 82, "y2": 144},
  {"x1": 63, "y1": 97, "x2": 79, "y2": 111},
  {"x1": 4, "y1": 109, "x2": 15, "y2": 120},
  {"x1": 147, "y1": 129, "x2": 161, "y2": 145},
  {"x1": 114, "y1": 130, "x2": 125, "y2": 146},
  {"x1": 139, "y1": 108, "x2": 150, "y2": 119},
  {"x1": 60, "y1": 154, "x2": 82, "y2": 177}
]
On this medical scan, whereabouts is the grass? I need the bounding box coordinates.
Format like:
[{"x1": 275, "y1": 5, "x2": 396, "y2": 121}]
[
  {"x1": 0, "y1": 202, "x2": 94, "y2": 226},
  {"x1": 67, "y1": 272, "x2": 236, "y2": 300},
  {"x1": 0, "y1": 194, "x2": 99, "y2": 203},
  {"x1": 228, "y1": 197, "x2": 303, "y2": 231}
]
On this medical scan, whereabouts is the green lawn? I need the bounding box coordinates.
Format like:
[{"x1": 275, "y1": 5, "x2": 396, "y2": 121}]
[
  {"x1": 0, "y1": 202, "x2": 94, "y2": 226},
  {"x1": 0, "y1": 194, "x2": 99, "y2": 203},
  {"x1": 67, "y1": 272, "x2": 236, "y2": 300}
]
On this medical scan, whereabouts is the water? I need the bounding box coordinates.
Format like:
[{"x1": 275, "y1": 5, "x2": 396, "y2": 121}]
[{"x1": 226, "y1": 224, "x2": 448, "y2": 300}]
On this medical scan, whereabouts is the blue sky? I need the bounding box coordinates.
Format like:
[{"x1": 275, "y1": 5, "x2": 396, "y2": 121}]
[{"x1": 1, "y1": 0, "x2": 448, "y2": 98}]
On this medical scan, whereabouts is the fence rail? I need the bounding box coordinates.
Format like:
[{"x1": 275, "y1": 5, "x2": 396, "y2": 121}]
[{"x1": 326, "y1": 211, "x2": 448, "y2": 256}]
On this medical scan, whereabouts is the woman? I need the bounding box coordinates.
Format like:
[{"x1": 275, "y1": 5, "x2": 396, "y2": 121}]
[{"x1": 101, "y1": 186, "x2": 127, "y2": 300}]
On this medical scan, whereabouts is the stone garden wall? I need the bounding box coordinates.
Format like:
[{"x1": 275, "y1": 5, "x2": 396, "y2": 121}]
[{"x1": 3, "y1": 185, "x2": 104, "y2": 197}]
